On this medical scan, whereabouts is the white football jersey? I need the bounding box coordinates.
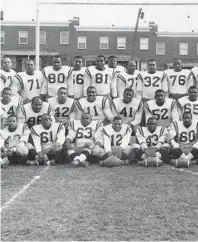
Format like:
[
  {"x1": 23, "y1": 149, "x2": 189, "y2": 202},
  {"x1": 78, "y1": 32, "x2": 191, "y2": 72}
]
[
  {"x1": 1, "y1": 96, "x2": 23, "y2": 116},
  {"x1": 48, "y1": 96, "x2": 76, "y2": 123},
  {"x1": 189, "y1": 66, "x2": 198, "y2": 84},
  {"x1": 12, "y1": 71, "x2": 45, "y2": 100},
  {"x1": 30, "y1": 122, "x2": 65, "y2": 152},
  {"x1": 41, "y1": 66, "x2": 70, "y2": 97},
  {"x1": 112, "y1": 97, "x2": 143, "y2": 126},
  {"x1": 102, "y1": 124, "x2": 131, "y2": 147},
  {"x1": 67, "y1": 67, "x2": 86, "y2": 99},
  {"x1": 117, "y1": 70, "x2": 142, "y2": 99},
  {"x1": 136, "y1": 126, "x2": 167, "y2": 147},
  {"x1": 105, "y1": 65, "x2": 126, "y2": 74},
  {"x1": 168, "y1": 120, "x2": 198, "y2": 145},
  {"x1": 67, "y1": 120, "x2": 102, "y2": 148},
  {"x1": 140, "y1": 71, "x2": 167, "y2": 100},
  {"x1": 164, "y1": 69, "x2": 191, "y2": 95},
  {"x1": 177, "y1": 96, "x2": 198, "y2": 121},
  {"x1": 20, "y1": 102, "x2": 52, "y2": 128},
  {"x1": 0, "y1": 123, "x2": 30, "y2": 149},
  {"x1": 144, "y1": 98, "x2": 178, "y2": 127},
  {"x1": 76, "y1": 96, "x2": 113, "y2": 121},
  {"x1": 84, "y1": 66, "x2": 117, "y2": 97},
  {"x1": 0, "y1": 69, "x2": 16, "y2": 91}
]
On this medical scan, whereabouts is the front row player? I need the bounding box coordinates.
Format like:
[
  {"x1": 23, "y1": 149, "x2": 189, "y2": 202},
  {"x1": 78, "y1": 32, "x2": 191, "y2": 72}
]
[
  {"x1": 134, "y1": 117, "x2": 169, "y2": 166},
  {"x1": 167, "y1": 111, "x2": 198, "y2": 166}
]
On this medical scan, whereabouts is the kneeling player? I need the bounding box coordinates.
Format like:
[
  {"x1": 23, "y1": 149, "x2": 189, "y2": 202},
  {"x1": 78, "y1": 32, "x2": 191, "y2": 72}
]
[
  {"x1": 29, "y1": 114, "x2": 65, "y2": 165},
  {"x1": 64, "y1": 113, "x2": 103, "y2": 167},
  {"x1": 167, "y1": 112, "x2": 198, "y2": 167},
  {"x1": 99, "y1": 116, "x2": 133, "y2": 167},
  {"x1": 135, "y1": 117, "x2": 169, "y2": 166},
  {"x1": 0, "y1": 115, "x2": 30, "y2": 168}
]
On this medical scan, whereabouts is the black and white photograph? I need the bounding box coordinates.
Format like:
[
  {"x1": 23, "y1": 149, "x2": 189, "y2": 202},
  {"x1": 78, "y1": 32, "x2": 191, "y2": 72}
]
[{"x1": 1, "y1": 0, "x2": 198, "y2": 241}]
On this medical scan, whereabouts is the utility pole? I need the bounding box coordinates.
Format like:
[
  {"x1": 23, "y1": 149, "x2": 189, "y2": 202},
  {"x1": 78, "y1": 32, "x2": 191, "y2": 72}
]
[
  {"x1": 132, "y1": 8, "x2": 143, "y2": 58},
  {"x1": 35, "y1": 0, "x2": 40, "y2": 70}
]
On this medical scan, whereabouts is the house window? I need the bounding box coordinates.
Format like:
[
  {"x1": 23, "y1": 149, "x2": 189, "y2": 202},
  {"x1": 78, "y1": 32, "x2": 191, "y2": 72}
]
[
  {"x1": 60, "y1": 31, "x2": 69, "y2": 44},
  {"x1": 78, "y1": 36, "x2": 86, "y2": 49},
  {"x1": 100, "y1": 37, "x2": 109, "y2": 49},
  {"x1": 19, "y1": 31, "x2": 28, "y2": 44},
  {"x1": 140, "y1": 37, "x2": 149, "y2": 50},
  {"x1": 156, "y1": 42, "x2": 165, "y2": 55},
  {"x1": 117, "y1": 37, "x2": 126, "y2": 49},
  {"x1": 179, "y1": 42, "x2": 188, "y2": 55},
  {"x1": 40, "y1": 31, "x2": 46, "y2": 44},
  {"x1": 1, "y1": 31, "x2": 4, "y2": 44}
]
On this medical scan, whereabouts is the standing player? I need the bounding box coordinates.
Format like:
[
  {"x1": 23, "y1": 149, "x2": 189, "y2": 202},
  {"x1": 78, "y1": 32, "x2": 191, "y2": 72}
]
[
  {"x1": 67, "y1": 56, "x2": 86, "y2": 100},
  {"x1": 134, "y1": 117, "x2": 169, "y2": 165},
  {"x1": 144, "y1": 89, "x2": 178, "y2": 127},
  {"x1": 112, "y1": 88, "x2": 143, "y2": 127},
  {"x1": 0, "y1": 114, "x2": 30, "y2": 167},
  {"x1": 177, "y1": 86, "x2": 198, "y2": 121},
  {"x1": 83, "y1": 55, "x2": 117, "y2": 98},
  {"x1": 41, "y1": 55, "x2": 70, "y2": 99},
  {"x1": 76, "y1": 86, "x2": 113, "y2": 123},
  {"x1": 188, "y1": 66, "x2": 198, "y2": 87},
  {"x1": 140, "y1": 59, "x2": 168, "y2": 102},
  {"x1": 48, "y1": 87, "x2": 76, "y2": 125},
  {"x1": 19, "y1": 96, "x2": 53, "y2": 128},
  {"x1": 64, "y1": 113, "x2": 103, "y2": 167},
  {"x1": 164, "y1": 59, "x2": 192, "y2": 100},
  {"x1": 105, "y1": 56, "x2": 125, "y2": 73},
  {"x1": 29, "y1": 114, "x2": 65, "y2": 165},
  {"x1": 167, "y1": 112, "x2": 198, "y2": 165},
  {"x1": 117, "y1": 60, "x2": 142, "y2": 99},
  {"x1": 1, "y1": 87, "x2": 23, "y2": 117},
  {"x1": 11, "y1": 59, "x2": 45, "y2": 103},
  {"x1": 0, "y1": 56, "x2": 16, "y2": 92}
]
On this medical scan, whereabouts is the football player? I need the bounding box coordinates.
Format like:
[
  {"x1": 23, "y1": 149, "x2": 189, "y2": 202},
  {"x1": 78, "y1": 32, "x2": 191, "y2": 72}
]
[
  {"x1": 144, "y1": 89, "x2": 179, "y2": 127},
  {"x1": 28, "y1": 113, "x2": 65, "y2": 165},
  {"x1": 164, "y1": 59, "x2": 192, "y2": 100},
  {"x1": 76, "y1": 86, "x2": 113, "y2": 123},
  {"x1": 117, "y1": 60, "x2": 142, "y2": 99},
  {"x1": 67, "y1": 56, "x2": 86, "y2": 100},
  {"x1": 19, "y1": 96, "x2": 53, "y2": 128},
  {"x1": 83, "y1": 55, "x2": 117, "y2": 98},
  {"x1": 100, "y1": 116, "x2": 133, "y2": 162},
  {"x1": 188, "y1": 66, "x2": 198, "y2": 87},
  {"x1": 41, "y1": 54, "x2": 70, "y2": 100},
  {"x1": 140, "y1": 59, "x2": 168, "y2": 102},
  {"x1": 63, "y1": 113, "x2": 103, "y2": 167},
  {"x1": 177, "y1": 86, "x2": 198, "y2": 121},
  {"x1": 0, "y1": 56, "x2": 16, "y2": 93},
  {"x1": 167, "y1": 112, "x2": 198, "y2": 164},
  {"x1": 105, "y1": 55, "x2": 125, "y2": 73},
  {"x1": 11, "y1": 59, "x2": 45, "y2": 103},
  {"x1": 48, "y1": 87, "x2": 76, "y2": 125},
  {"x1": 134, "y1": 117, "x2": 169, "y2": 164},
  {"x1": 0, "y1": 114, "x2": 30, "y2": 167},
  {"x1": 0, "y1": 107, "x2": 7, "y2": 129},
  {"x1": 112, "y1": 88, "x2": 143, "y2": 128}
]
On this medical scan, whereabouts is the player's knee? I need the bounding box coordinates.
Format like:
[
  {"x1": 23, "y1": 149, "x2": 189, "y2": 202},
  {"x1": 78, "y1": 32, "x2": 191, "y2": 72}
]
[
  {"x1": 191, "y1": 148, "x2": 198, "y2": 159},
  {"x1": 171, "y1": 148, "x2": 183, "y2": 159},
  {"x1": 134, "y1": 148, "x2": 144, "y2": 159}
]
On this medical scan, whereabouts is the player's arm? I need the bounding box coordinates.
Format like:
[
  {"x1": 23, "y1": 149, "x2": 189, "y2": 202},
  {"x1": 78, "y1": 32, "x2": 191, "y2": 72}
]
[
  {"x1": 64, "y1": 121, "x2": 76, "y2": 149},
  {"x1": 120, "y1": 125, "x2": 132, "y2": 149},
  {"x1": 166, "y1": 122, "x2": 179, "y2": 148},
  {"x1": 94, "y1": 121, "x2": 104, "y2": 147},
  {"x1": 103, "y1": 97, "x2": 114, "y2": 122},
  {"x1": 30, "y1": 127, "x2": 42, "y2": 153},
  {"x1": 110, "y1": 70, "x2": 118, "y2": 98},
  {"x1": 176, "y1": 99, "x2": 183, "y2": 120},
  {"x1": 136, "y1": 75, "x2": 143, "y2": 100},
  {"x1": 56, "y1": 123, "x2": 66, "y2": 146},
  {"x1": 11, "y1": 75, "x2": 23, "y2": 97},
  {"x1": 40, "y1": 69, "x2": 48, "y2": 101},
  {"x1": 156, "y1": 126, "x2": 167, "y2": 150},
  {"x1": 0, "y1": 74, "x2": 6, "y2": 93},
  {"x1": 69, "y1": 100, "x2": 78, "y2": 121},
  {"x1": 83, "y1": 68, "x2": 92, "y2": 97},
  {"x1": 136, "y1": 127, "x2": 148, "y2": 151},
  {"x1": 171, "y1": 99, "x2": 180, "y2": 122},
  {"x1": 20, "y1": 124, "x2": 31, "y2": 144},
  {"x1": 131, "y1": 101, "x2": 143, "y2": 127},
  {"x1": 75, "y1": 100, "x2": 84, "y2": 120},
  {"x1": 116, "y1": 73, "x2": 126, "y2": 98},
  {"x1": 67, "y1": 68, "x2": 74, "y2": 98},
  {"x1": 144, "y1": 102, "x2": 152, "y2": 124},
  {"x1": 18, "y1": 105, "x2": 26, "y2": 124},
  {"x1": 161, "y1": 72, "x2": 169, "y2": 98},
  {"x1": 187, "y1": 70, "x2": 196, "y2": 88},
  {"x1": 102, "y1": 128, "x2": 112, "y2": 153}
]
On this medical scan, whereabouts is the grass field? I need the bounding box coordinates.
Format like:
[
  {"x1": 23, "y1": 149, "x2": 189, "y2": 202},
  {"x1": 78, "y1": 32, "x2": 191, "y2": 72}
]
[{"x1": 1, "y1": 163, "x2": 198, "y2": 241}]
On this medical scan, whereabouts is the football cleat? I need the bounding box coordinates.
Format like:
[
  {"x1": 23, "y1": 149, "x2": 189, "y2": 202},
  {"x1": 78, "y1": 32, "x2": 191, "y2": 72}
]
[
  {"x1": 80, "y1": 160, "x2": 89, "y2": 167},
  {"x1": 71, "y1": 159, "x2": 80, "y2": 168},
  {"x1": 26, "y1": 160, "x2": 39, "y2": 166}
]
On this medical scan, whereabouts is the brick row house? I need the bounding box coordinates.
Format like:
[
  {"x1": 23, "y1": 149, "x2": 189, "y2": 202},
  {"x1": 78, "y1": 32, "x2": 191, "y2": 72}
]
[{"x1": 1, "y1": 17, "x2": 198, "y2": 71}]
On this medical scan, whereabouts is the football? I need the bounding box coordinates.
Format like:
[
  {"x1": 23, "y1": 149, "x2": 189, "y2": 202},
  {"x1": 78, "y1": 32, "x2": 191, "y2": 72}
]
[
  {"x1": 144, "y1": 157, "x2": 163, "y2": 167},
  {"x1": 16, "y1": 143, "x2": 29, "y2": 156},
  {"x1": 175, "y1": 158, "x2": 190, "y2": 168}
]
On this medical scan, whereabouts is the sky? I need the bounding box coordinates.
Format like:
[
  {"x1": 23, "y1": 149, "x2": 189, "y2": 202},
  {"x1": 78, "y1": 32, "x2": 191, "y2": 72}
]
[{"x1": 1, "y1": 0, "x2": 198, "y2": 32}]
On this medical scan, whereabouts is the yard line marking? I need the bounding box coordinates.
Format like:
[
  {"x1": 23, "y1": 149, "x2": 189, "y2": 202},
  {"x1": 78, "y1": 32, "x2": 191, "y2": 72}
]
[
  {"x1": 171, "y1": 166, "x2": 198, "y2": 175},
  {"x1": 1, "y1": 166, "x2": 49, "y2": 213}
]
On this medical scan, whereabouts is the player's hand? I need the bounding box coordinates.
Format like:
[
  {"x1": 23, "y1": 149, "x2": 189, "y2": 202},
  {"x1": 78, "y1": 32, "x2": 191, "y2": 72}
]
[
  {"x1": 63, "y1": 140, "x2": 73, "y2": 150},
  {"x1": 141, "y1": 143, "x2": 148, "y2": 152},
  {"x1": 52, "y1": 142, "x2": 61, "y2": 153},
  {"x1": 6, "y1": 148, "x2": 13, "y2": 156},
  {"x1": 156, "y1": 142, "x2": 162, "y2": 151},
  {"x1": 107, "y1": 151, "x2": 113, "y2": 157}
]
